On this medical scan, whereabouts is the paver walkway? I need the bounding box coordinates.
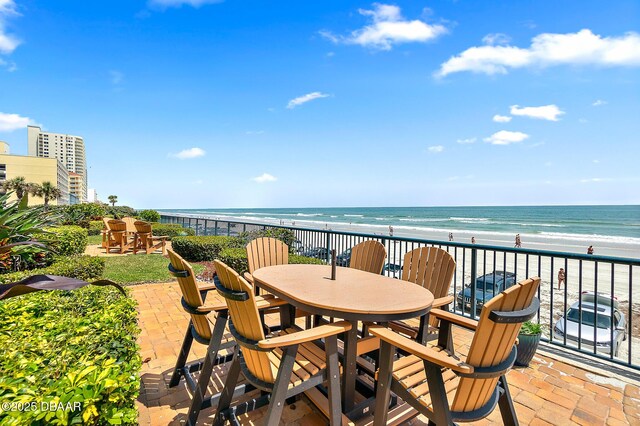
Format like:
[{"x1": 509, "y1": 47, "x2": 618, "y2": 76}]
[{"x1": 133, "y1": 282, "x2": 640, "y2": 425}]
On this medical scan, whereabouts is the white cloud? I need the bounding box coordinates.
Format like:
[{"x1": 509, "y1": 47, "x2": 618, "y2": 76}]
[
  {"x1": 580, "y1": 177, "x2": 611, "y2": 183},
  {"x1": 252, "y1": 173, "x2": 277, "y2": 183},
  {"x1": 148, "y1": 0, "x2": 222, "y2": 9},
  {"x1": 245, "y1": 130, "x2": 265, "y2": 135},
  {"x1": 592, "y1": 99, "x2": 607, "y2": 106},
  {"x1": 427, "y1": 145, "x2": 444, "y2": 153},
  {"x1": 0, "y1": 0, "x2": 20, "y2": 55},
  {"x1": 320, "y1": 3, "x2": 447, "y2": 51},
  {"x1": 456, "y1": 137, "x2": 476, "y2": 144},
  {"x1": 510, "y1": 104, "x2": 564, "y2": 121},
  {"x1": 109, "y1": 70, "x2": 124, "y2": 85},
  {"x1": 437, "y1": 29, "x2": 640, "y2": 77},
  {"x1": 287, "y1": 92, "x2": 330, "y2": 109},
  {"x1": 0, "y1": 112, "x2": 38, "y2": 132},
  {"x1": 493, "y1": 114, "x2": 512, "y2": 123},
  {"x1": 482, "y1": 33, "x2": 511, "y2": 46},
  {"x1": 170, "y1": 147, "x2": 206, "y2": 159},
  {"x1": 484, "y1": 130, "x2": 529, "y2": 145}
]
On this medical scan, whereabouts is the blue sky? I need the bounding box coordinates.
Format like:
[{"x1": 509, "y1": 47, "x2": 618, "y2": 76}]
[{"x1": 0, "y1": 0, "x2": 639, "y2": 208}]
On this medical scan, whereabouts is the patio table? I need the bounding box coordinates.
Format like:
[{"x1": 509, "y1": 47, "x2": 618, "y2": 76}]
[{"x1": 252, "y1": 264, "x2": 434, "y2": 418}]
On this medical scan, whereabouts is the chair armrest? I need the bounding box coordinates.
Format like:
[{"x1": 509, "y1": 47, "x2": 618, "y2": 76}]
[
  {"x1": 431, "y1": 309, "x2": 478, "y2": 331},
  {"x1": 196, "y1": 302, "x2": 228, "y2": 313},
  {"x1": 368, "y1": 325, "x2": 473, "y2": 374},
  {"x1": 198, "y1": 282, "x2": 217, "y2": 292},
  {"x1": 255, "y1": 296, "x2": 288, "y2": 311},
  {"x1": 258, "y1": 321, "x2": 352, "y2": 349},
  {"x1": 432, "y1": 295, "x2": 454, "y2": 308},
  {"x1": 243, "y1": 272, "x2": 254, "y2": 283}
]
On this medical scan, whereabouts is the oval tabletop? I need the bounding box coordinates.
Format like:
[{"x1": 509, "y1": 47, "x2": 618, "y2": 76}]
[{"x1": 252, "y1": 264, "x2": 434, "y2": 322}]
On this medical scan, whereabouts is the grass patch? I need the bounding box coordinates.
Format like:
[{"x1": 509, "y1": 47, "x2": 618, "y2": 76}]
[
  {"x1": 87, "y1": 234, "x2": 103, "y2": 246},
  {"x1": 103, "y1": 254, "x2": 204, "y2": 284}
]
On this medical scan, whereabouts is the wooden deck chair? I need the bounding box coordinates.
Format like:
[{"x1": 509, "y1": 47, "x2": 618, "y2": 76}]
[
  {"x1": 388, "y1": 247, "x2": 456, "y2": 341},
  {"x1": 370, "y1": 276, "x2": 541, "y2": 425},
  {"x1": 105, "y1": 220, "x2": 135, "y2": 254},
  {"x1": 133, "y1": 221, "x2": 167, "y2": 254},
  {"x1": 349, "y1": 240, "x2": 387, "y2": 274},
  {"x1": 166, "y1": 250, "x2": 288, "y2": 426},
  {"x1": 101, "y1": 217, "x2": 111, "y2": 249},
  {"x1": 121, "y1": 216, "x2": 137, "y2": 236},
  {"x1": 213, "y1": 260, "x2": 350, "y2": 426}
]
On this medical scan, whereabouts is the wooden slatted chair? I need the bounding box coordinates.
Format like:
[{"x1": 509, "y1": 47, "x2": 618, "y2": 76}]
[
  {"x1": 370, "y1": 276, "x2": 541, "y2": 425},
  {"x1": 349, "y1": 240, "x2": 387, "y2": 274},
  {"x1": 133, "y1": 220, "x2": 168, "y2": 255},
  {"x1": 389, "y1": 247, "x2": 456, "y2": 341},
  {"x1": 101, "y1": 217, "x2": 111, "y2": 249},
  {"x1": 122, "y1": 216, "x2": 137, "y2": 236},
  {"x1": 105, "y1": 220, "x2": 134, "y2": 253},
  {"x1": 166, "y1": 250, "x2": 288, "y2": 426},
  {"x1": 213, "y1": 260, "x2": 350, "y2": 426}
]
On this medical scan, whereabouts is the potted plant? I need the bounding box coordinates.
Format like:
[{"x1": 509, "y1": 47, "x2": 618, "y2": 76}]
[{"x1": 515, "y1": 320, "x2": 542, "y2": 367}]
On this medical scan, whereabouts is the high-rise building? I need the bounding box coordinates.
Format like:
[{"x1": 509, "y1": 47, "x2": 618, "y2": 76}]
[
  {"x1": 27, "y1": 125, "x2": 87, "y2": 202},
  {"x1": 87, "y1": 188, "x2": 98, "y2": 202}
]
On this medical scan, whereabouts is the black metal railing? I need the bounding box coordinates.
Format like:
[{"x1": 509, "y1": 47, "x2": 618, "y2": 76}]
[{"x1": 161, "y1": 213, "x2": 640, "y2": 370}]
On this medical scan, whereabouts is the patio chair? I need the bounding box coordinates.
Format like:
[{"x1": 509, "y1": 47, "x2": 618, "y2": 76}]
[
  {"x1": 133, "y1": 220, "x2": 168, "y2": 255},
  {"x1": 166, "y1": 250, "x2": 288, "y2": 425},
  {"x1": 122, "y1": 216, "x2": 137, "y2": 236},
  {"x1": 388, "y1": 247, "x2": 456, "y2": 341},
  {"x1": 370, "y1": 276, "x2": 541, "y2": 425},
  {"x1": 213, "y1": 259, "x2": 350, "y2": 426},
  {"x1": 101, "y1": 217, "x2": 112, "y2": 249},
  {"x1": 105, "y1": 220, "x2": 135, "y2": 254},
  {"x1": 349, "y1": 240, "x2": 387, "y2": 274}
]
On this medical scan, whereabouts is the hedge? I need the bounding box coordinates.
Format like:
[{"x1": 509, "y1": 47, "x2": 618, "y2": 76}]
[
  {"x1": 43, "y1": 226, "x2": 88, "y2": 256},
  {"x1": 88, "y1": 220, "x2": 105, "y2": 236},
  {"x1": 217, "y1": 248, "x2": 323, "y2": 276},
  {"x1": 236, "y1": 228, "x2": 297, "y2": 252},
  {"x1": 0, "y1": 256, "x2": 105, "y2": 284},
  {"x1": 138, "y1": 209, "x2": 160, "y2": 223},
  {"x1": 0, "y1": 285, "x2": 140, "y2": 425},
  {"x1": 171, "y1": 236, "x2": 236, "y2": 262},
  {"x1": 149, "y1": 223, "x2": 195, "y2": 240}
]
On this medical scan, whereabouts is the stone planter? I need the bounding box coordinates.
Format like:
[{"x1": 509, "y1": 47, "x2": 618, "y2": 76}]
[{"x1": 515, "y1": 333, "x2": 541, "y2": 367}]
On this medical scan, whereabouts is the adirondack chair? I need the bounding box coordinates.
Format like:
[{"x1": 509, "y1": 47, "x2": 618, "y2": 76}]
[
  {"x1": 213, "y1": 260, "x2": 350, "y2": 426},
  {"x1": 121, "y1": 216, "x2": 137, "y2": 236},
  {"x1": 388, "y1": 247, "x2": 456, "y2": 341},
  {"x1": 133, "y1": 221, "x2": 167, "y2": 254},
  {"x1": 166, "y1": 250, "x2": 288, "y2": 426},
  {"x1": 349, "y1": 240, "x2": 386, "y2": 274},
  {"x1": 370, "y1": 276, "x2": 541, "y2": 425},
  {"x1": 101, "y1": 217, "x2": 112, "y2": 248},
  {"x1": 105, "y1": 220, "x2": 134, "y2": 253}
]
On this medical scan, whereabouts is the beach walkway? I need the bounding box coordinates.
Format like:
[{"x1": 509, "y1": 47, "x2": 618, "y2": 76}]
[{"x1": 133, "y1": 282, "x2": 640, "y2": 425}]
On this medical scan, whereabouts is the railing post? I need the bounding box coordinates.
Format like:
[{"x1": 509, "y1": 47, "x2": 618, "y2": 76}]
[
  {"x1": 214, "y1": 220, "x2": 218, "y2": 236},
  {"x1": 325, "y1": 231, "x2": 332, "y2": 263},
  {"x1": 227, "y1": 222, "x2": 231, "y2": 236},
  {"x1": 470, "y1": 247, "x2": 478, "y2": 317}
]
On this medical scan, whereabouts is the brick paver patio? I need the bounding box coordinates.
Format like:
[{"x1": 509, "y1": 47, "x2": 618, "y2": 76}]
[{"x1": 132, "y1": 281, "x2": 640, "y2": 425}]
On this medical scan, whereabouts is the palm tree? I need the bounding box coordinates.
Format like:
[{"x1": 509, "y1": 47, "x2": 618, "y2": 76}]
[
  {"x1": 1, "y1": 177, "x2": 31, "y2": 200},
  {"x1": 108, "y1": 195, "x2": 118, "y2": 206},
  {"x1": 31, "y1": 181, "x2": 62, "y2": 209}
]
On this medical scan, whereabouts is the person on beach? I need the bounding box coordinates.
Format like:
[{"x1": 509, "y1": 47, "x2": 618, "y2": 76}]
[
  {"x1": 471, "y1": 237, "x2": 476, "y2": 244},
  {"x1": 389, "y1": 225, "x2": 394, "y2": 237},
  {"x1": 449, "y1": 232, "x2": 453, "y2": 242},
  {"x1": 558, "y1": 268, "x2": 565, "y2": 290},
  {"x1": 515, "y1": 234, "x2": 522, "y2": 248},
  {"x1": 587, "y1": 245, "x2": 594, "y2": 255}
]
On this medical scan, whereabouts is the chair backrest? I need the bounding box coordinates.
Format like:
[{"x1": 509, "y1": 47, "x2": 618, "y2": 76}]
[
  {"x1": 215, "y1": 260, "x2": 275, "y2": 384},
  {"x1": 134, "y1": 220, "x2": 152, "y2": 246},
  {"x1": 122, "y1": 217, "x2": 137, "y2": 233},
  {"x1": 167, "y1": 249, "x2": 212, "y2": 341},
  {"x1": 401, "y1": 247, "x2": 456, "y2": 298},
  {"x1": 102, "y1": 217, "x2": 111, "y2": 230},
  {"x1": 349, "y1": 240, "x2": 386, "y2": 274},
  {"x1": 107, "y1": 220, "x2": 128, "y2": 243},
  {"x1": 451, "y1": 276, "x2": 541, "y2": 413},
  {"x1": 246, "y1": 237, "x2": 289, "y2": 274}
]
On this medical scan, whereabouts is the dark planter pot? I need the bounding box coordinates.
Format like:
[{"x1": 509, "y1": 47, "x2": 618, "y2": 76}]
[{"x1": 515, "y1": 333, "x2": 541, "y2": 367}]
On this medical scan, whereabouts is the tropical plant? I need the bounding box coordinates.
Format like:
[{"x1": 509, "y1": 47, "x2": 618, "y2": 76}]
[
  {"x1": 30, "y1": 181, "x2": 62, "y2": 209},
  {"x1": 138, "y1": 209, "x2": 160, "y2": 222},
  {"x1": 108, "y1": 195, "x2": 118, "y2": 206},
  {"x1": 1, "y1": 176, "x2": 32, "y2": 200}
]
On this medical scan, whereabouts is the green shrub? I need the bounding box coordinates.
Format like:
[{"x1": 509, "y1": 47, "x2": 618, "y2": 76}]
[
  {"x1": 0, "y1": 256, "x2": 105, "y2": 284},
  {"x1": 138, "y1": 209, "x2": 160, "y2": 223},
  {"x1": 149, "y1": 223, "x2": 195, "y2": 240},
  {"x1": 237, "y1": 228, "x2": 297, "y2": 252},
  {"x1": 105, "y1": 205, "x2": 136, "y2": 219},
  {"x1": 171, "y1": 236, "x2": 235, "y2": 261},
  {"x1": 63, "y1": 202, "x2": 106, "y2": 222},
  {"x1": 43, "y1": 226, "x2": 88, "y2": 256},
  {"x1": 217, "y1": 249, "x2": 324, "y2": 276},
  {"x1": 88, "y1": 220, "x2": 105, "y2": 236},
  {"x1": 289, "y1": 254, "x2": 324, "y2": 265},
  {"x1": 0, "y1": 285, "x2": 140, "y2": 425},
  {"x1": 520, "y1": 321, "x2": 542, "y2": 335}
]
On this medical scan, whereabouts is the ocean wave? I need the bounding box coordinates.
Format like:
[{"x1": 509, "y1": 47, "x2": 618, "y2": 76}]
[
  {"x1": 344, "y1": 214, "x2": 364, "y2": 217},
  {"x1": 399, "y1": 218, "x2": 449, "y2": 223},
  {"x1": 297, "y1": 213, "x2": 322, "y2": 217},
  {"x1": 450, "y1": 217, "x2": 490, "y2": 222}
]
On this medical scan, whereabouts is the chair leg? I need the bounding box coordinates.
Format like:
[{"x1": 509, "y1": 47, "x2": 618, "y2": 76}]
[
  {"x1": 324, "y1": 335, "x2": 342, "y2": 425},
  {"x1": 214, "y1": 348, "x2": 242, "y2": 426},
  {"x1": 264, "y1": 345, "x2": 298, "y2": 426},
  {"x1": 373, "y1": 340, "x2": 394, "y2": 426},
  {"x1": 169, "y1": 323, "x2": 195, "y2": 387},
  {"x1": 424, "y1": 362, "x2": 453, "y2": 425},
  {"x1": 498, "y1": 375, "x2": 519, "y2": 426},
  {"x1": 187, "y1": 313, "x2": 229, "y2": 425}
]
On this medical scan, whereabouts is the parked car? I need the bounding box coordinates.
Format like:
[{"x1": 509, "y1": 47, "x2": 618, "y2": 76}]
[
  {"x1": 456, "y1": 271, "x2": 517, "y2": 312},
  {"x1": 292, "y1": 240, "x2": 305, "y2": 254},
  {"x1": 335, "y1": 248, "x2": 351, "y2": 267},
  {"x1": 554, "y1": 292, "x2": 627, "y2": 356},
  {"x1": 302, "y1": 247, "x2": 328, "y2": 260},
  {"x1": 382, "y1": 262, "x2": 403, "y2": 278}
]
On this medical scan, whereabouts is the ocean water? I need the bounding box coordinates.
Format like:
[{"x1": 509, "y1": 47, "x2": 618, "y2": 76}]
[{"x1": 160, "y1": 205, "x2": 640, "y2": 245}]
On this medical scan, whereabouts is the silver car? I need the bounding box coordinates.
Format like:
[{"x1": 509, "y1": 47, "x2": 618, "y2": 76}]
[{"x1": 554, "y1": 292, "x2": 627, "y2": 356}]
